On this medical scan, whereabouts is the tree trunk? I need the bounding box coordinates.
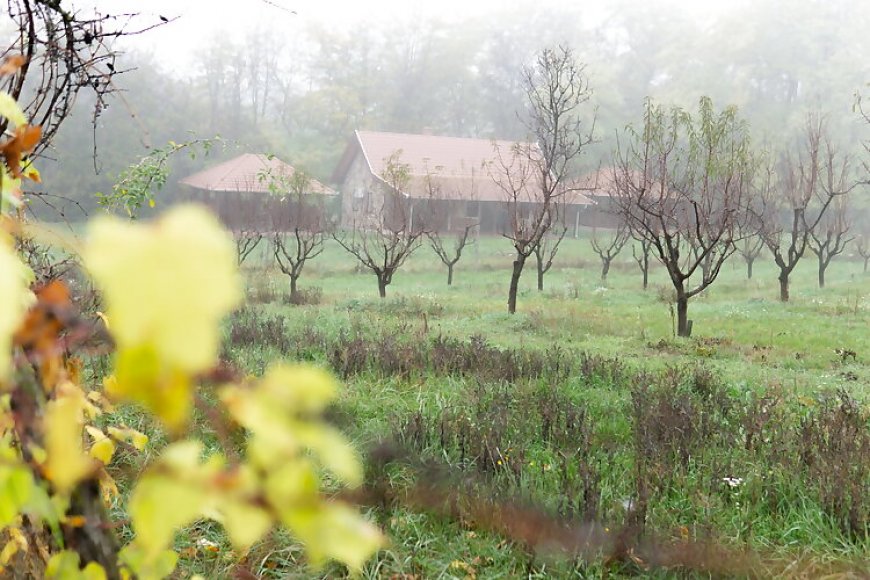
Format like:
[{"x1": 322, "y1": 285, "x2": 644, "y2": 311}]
[
  {"x1": 377, "y1": 275, "x2": 387, "y2": 298},
  {"x1": 536, "y1": 253, "x2": 544, "y2": 291},
  {"x1": 818, "y1": 262, "x2": 826, "y2": 288},
  {"x1": 447, "y1": 263, "x2": 454, "y2": 286},
  {"x1": 290, "y1": 275, "x2": 298, "y2": 299},
  {"x1": 508, "y1": 257, "x2": 526, "y2": 314},
  {"x1": 746, "y1": 259, "x2": 754, "y2": 280},
  {"x1": 601, "y1": 259, "x2": 611, "y2": 282},
  {"x1": 778, "y1": 271, "x2": 790, "y2": 302},
  {"x1": 864, "y1": 257, "x2": 869, "y2": 273},
  {"x1": 676, "y1": 293, "x2": 691, "y2": 337},
  {"x1": 66, "y1": 480, "x2": 122, "y2": 578},
  {"x1": 641, "y1": 267, "x2": 648, "y2": 290}
]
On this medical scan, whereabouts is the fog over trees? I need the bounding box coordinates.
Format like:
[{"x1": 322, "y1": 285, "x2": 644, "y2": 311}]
[{"x1": 28, "y1": 0, "x2": 870, "y2": 225}]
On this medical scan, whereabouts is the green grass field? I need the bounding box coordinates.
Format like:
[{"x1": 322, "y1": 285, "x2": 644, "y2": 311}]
[
  {"x1": 103, "y1": 231, "x2": 869, "y2": 578},
  {"x1": 245, "y1": 233, "x2": 868, "y2": 388}
]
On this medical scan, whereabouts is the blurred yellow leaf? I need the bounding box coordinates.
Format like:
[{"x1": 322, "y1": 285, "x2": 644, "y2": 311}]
[
  {"x1": 83, "y1": 205, "x2": 240, "y2": 430},
  {"x1": 220, "y1": 500, "x2": 271, "y2": 550},
  {"x1": 124, "y1": 365, "x2": 383, "y2": 576},
  {"x1": 128, "y1": 473, "x2": 205, "y2": 561},
  {"x1": 0, "y1": 92, "x2": 26, "y2": 127},
  {"x1": 20, "y1": 157, "x2": 40, "y2": 183},
  {"x1": 107, "y1": 426, "x2": 149, "y2": 450},
  {"x1": 119, "y1": 545, "x2": 178, "y2": 580},
  {"x1": 281, "y1": 502, "x2": 384, "y2": 572},
  {"x1": 0, "y1": 240, "x2": 30, "y2": 381},
  {"x1": 296, "y1": 424, "x2": 363, "y2": 486},
  {"x1": 86, "y1": 389, "x2": 115, "y2": 413},
  {"x1": 43, "y1": 394, "x2": 92, "y2": 493},
  {"x1": 221, "y1": 364, "x2": 361, "y2": 484},
  {"x1": 108, "y1": 345, "x2": 192, "y2": 432},
  {"x1": 84, "y1": 205, "x2": 240, "y2": 372},
  {"x1": 0, "y1": 528, "x2": 25, "y2": 568},
  {"x1": 259, "y1": 364, "x2": 338, "y2": 414},
  {"x1": 98, "y1": 470, "x2": 120, "y2": 504},
  {"x1": 46, "y1": 551, "x2": 107, "y2": 580},
  {"x1": 86, "y1": 427, "x2": 115, "y2": 465},
  {"x1": 263, "y1": 458, "x2": 318, "y2": 508}
]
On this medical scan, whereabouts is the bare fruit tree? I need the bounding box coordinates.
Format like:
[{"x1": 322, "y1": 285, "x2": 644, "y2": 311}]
[
  {"x1": 491, "y1": 45, "x2": 595, "y2": 314},
  {"x1": 225, "y1": 192, "x2": 265, "y2": 265},
  {"x1": 613, "y1": 97, "x2": 756, "y2": 337},
  {"x1": 631, "y1": 238, "x2": 654, "y2": 290},
  {"x1": 857, "y1": 95, "x2": 870, "y2": 273},
  {"x1": 428, "y1": 223, "x2": 476, "y2": 287},
  {"x1": 590, "y1": 224, "x2": 629, "y2": 282},
  {"x1": 271, "y1": 170, "x2": 331, "y2": 301},
  {"x1": 857, "y1": 234, "x2": 870, "y2": 273},
  {"x1": 808, "y1": 196, "x2": 852, "y2": 288},
  {"x1": 236, "y1": 228, "x2": 263, "y2": 265},
  {"x1": 335, "y1": 153, "x2": 426, "y2": 298},
  {"x1": 219, "y1": 179, "x2": 267, "y2": 266},
  {"x1": 622, "y1": 196, "x2": 657, "y2": 289},
  {"x1": 422, "y1": 170, "x2": 478, "y2": 286},
  {"x1": 756, "y1": 115, "x2": 855, "y2": 301},
  {"x1": 737, "y1": 235, "x2": 764, "y2": 280},
  {"x1": 856, "y1": 89, "x2": 870, "y2": 187},
  {"x1": 533, "y1": 222, "x2": 568, "y2": 291}
]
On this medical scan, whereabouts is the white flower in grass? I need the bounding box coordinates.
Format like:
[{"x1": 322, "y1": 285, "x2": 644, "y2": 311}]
[{"x1": 722, "y1": 476, "x2": 744, "y2": 488}]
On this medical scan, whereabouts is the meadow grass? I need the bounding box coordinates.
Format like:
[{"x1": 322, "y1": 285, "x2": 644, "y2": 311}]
[
  {"x1": 244, "y1": 233, "x2": 868, "y2": 392},
  {"x1": 188, "y1": 233, "x2": 870, "y2": 578},
  {"x1": 99, "y1": 231, "x2": 869, "y2": 578}
]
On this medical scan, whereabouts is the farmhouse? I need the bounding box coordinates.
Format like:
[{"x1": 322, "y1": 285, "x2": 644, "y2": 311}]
[
  {"x1": 331, "y1": 130, "x2": 594, "y2": 235},
  {"x1": 570, "y1": 167, "x2": 624, "y2": 229},
  {"x1": 180, "y1": 153, "x2": 335, "y2": 232}
]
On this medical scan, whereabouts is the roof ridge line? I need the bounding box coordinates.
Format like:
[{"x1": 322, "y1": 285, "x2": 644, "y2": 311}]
[{"x1": 355, "y1": 129, "x2": 377, "y2": 177}]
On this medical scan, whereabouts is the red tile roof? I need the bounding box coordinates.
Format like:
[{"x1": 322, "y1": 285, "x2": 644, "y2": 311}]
[
  {"x1": 180, "y1": 153, "x2": 334, "y2": 195},
  {"x1": 571, "y1": 167, "x2": 674, "y2": 200},
  {"x1": 334, "y1": 131, "x2": 592, "y2": 204}
]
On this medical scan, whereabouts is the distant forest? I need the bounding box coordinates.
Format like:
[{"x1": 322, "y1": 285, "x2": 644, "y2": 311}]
[{"x1": 30, "y1": 0, "x2": 870, "y2": 220}]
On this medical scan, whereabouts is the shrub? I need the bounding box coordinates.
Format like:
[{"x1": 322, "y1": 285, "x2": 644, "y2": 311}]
[{"x1": 284, "y1": 285, "x2": 323, "y2": 306}]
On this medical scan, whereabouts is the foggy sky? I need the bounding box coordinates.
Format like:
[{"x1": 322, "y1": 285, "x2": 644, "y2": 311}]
[{"x1": 94, "y1": 0, "x2": 748, "y2": 71}]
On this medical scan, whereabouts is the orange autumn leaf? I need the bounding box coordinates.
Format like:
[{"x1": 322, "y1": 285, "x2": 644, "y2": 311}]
[
  {"x1": 37, "y1": 279, "x2": 72, "y2": 308},
  {"x1": 0, "y1": 55, "x2": 26, "y2": 76},
  {"x1": 14, "y1": 281, "x2": 73, "y2": 390},
  {"x1": 14, "y1": 280, "x2": 71, "y2": 348},
  {"x1": 65, "y1": 515, "x2": 88, "y2": 528},
  {"x1": 0, "y1": 124, "x2": 41, "y2": 178}
]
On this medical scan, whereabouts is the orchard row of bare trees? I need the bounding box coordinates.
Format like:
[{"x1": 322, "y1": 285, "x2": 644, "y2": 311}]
[
  {"x1": 608, "y1": 106, "x2": 862, "y2": 336},
  {"x1": 238, "y1": 156, "x2": 484, "y2": 301},
  {"x1": 232, "y1": 45, "x2": 866, "y2": 338}
]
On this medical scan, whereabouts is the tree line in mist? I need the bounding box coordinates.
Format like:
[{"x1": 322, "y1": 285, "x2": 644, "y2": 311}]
[{"x1": 32, "y1": 0, "x2": 870, "y2": 220}]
